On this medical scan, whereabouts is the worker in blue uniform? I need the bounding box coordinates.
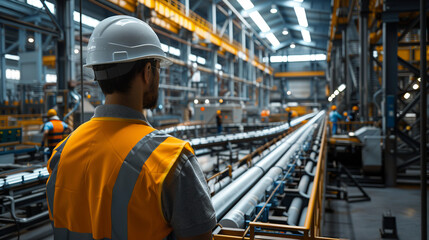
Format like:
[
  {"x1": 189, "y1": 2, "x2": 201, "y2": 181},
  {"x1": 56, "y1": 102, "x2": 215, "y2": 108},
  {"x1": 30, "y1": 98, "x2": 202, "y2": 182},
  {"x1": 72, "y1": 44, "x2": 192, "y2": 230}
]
[{"x1": 329, "y1": 105, "x2": 342, "y2": 135}]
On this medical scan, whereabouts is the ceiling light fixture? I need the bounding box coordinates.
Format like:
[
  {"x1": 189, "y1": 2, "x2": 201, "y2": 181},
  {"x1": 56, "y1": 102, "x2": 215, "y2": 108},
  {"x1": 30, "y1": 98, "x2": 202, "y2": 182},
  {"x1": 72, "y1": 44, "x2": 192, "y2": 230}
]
[
  {"x1": 404, "y1": 92, "x2": 411, "y2": 99},
  {"x1": 413, "y1": 83, "x2": 419, "y2": 90},
  {"x1": 282, "y1": 28, "x2": 289, "y2": 35},
  {"x1": 290, "y1": 43, "x2": 296, "y2": 48},
  {"x1": 27, "y1": 37, "x2": 34, "y2": 43},
  {"x1": 270, "y1": 5, "x2": 277, "y2": 14}
]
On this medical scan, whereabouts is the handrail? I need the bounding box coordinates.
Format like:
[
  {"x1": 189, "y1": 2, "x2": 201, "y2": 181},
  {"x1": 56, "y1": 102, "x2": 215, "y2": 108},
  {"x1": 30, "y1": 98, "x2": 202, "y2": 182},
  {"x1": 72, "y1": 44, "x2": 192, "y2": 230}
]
[{"x1": 304, "y1": 118, "x2": 327, "y2": 234}]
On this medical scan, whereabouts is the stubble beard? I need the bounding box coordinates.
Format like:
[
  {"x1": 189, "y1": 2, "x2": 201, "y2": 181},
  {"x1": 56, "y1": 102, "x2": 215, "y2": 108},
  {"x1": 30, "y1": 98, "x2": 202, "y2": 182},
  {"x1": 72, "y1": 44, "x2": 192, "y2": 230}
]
[{"x1": 143, "y1": 78, "x2": 159, "y2": 109}]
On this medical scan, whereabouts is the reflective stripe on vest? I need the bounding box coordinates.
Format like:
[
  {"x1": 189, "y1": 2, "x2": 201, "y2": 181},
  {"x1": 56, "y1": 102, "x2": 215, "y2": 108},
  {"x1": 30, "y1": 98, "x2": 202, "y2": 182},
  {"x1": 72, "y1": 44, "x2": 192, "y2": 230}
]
[
  {"x1": 46, "y1": 135, "x2": 70, "y2": 219},
  {"x1": 48, "y1": 120, "x2": 65, "y2": 147},
  {"x1": 111, "y1": 130, "x2": 168, "y2": 239}
]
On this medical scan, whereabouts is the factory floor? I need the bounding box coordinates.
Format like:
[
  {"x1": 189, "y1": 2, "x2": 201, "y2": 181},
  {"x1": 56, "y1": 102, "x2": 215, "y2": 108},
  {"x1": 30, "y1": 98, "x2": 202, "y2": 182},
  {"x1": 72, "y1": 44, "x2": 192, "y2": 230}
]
[{"x1": 323, "y1": 185, "x2": 429, "y2": 240}]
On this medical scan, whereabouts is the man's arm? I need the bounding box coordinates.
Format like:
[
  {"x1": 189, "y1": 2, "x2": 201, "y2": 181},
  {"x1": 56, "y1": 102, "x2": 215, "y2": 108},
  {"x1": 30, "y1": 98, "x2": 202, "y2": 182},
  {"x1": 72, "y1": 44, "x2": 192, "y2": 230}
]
[
  {"x1": 162, "y1": 149, "x2": 216, "y2": 239},
  {"x1": 42, "y1": 130, "x2": 49, "y2": 146}
]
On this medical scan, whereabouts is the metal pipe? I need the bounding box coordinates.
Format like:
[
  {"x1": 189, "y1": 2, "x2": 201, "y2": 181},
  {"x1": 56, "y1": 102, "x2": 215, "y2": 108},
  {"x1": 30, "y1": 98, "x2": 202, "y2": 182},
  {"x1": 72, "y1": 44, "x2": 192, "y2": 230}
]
[
  {"x1": 304, "y1": 161, "x2": 314, "y2": 176},
  {"x1": 0, "y1": 196, "x2": 49, "y2": 223},
  {"x1": 419, "y1": 1, "x2": 427, "y2": 239},
  {"x1": 298, "y1": 175, "x2": 310, "y2": 198},
  {"x1": 216, "y1": 113, "x2": 325, "y2": 227},
  {"x1": 210, "y1": 137, "x2": 288, "y2": 193},
  {"x1": 299, "y1": 207, "x2": 308, "y2": 226},
  {"x1": 212, "y1": 112, "x2": 324, "y2": 220},
  {"x1": 287, "y1": 197, "x2": 303, "y2": 226}
]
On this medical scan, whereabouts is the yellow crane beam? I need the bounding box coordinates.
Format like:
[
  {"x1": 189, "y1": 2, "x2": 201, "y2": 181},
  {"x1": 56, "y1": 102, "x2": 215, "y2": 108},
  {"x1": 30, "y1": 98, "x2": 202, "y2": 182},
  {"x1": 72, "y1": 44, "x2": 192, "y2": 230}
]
[{"x1": 139, "y1": 0, "x2": 273, "y2": 75}]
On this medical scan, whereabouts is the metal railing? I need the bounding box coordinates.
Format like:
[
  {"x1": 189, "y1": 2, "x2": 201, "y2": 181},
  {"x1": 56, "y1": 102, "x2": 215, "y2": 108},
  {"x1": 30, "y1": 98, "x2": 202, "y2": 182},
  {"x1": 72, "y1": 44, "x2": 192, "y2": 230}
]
[{"x1": 329, "y1": 121, "x2": 376, "y2": 134}]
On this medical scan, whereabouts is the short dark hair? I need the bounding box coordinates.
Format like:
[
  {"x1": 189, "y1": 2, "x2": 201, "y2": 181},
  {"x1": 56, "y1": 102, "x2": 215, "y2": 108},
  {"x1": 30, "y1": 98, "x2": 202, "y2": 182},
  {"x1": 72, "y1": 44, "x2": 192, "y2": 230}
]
[{"x1": 94, "y1": 59, "x2": 157, "y2": 95}]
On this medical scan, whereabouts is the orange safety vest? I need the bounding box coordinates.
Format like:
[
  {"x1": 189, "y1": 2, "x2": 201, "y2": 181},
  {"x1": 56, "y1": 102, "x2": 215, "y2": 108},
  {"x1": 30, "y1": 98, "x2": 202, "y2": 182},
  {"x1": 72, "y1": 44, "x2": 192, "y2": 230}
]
[
  {"x1": 47, "y1": 120, "x2": 65, "y2": 147},
  {"x1": 46, "y1": 117, "x2": 194, "y2": 239}
]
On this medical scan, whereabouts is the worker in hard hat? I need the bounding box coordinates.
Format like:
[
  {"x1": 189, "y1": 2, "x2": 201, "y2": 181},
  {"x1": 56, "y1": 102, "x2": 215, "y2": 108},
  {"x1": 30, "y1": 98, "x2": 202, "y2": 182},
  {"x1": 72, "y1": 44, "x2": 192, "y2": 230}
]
[
  {"x1": 46, "y1": 16, "x2": 215, "y2": 240},
  {"x1": 329, "y1": 105, "x2": 342, "y2": 135},
  {"x1": 41, "y1": 109, "x2": 71, "y2": 157},
  {"x1": 286, "y1": 107, "x2": 292, "y2": 127},
  {"x1": 216, "y1": 110, "x2": 223, "y2": 133},
  {"x1": 343, "y1": 111, "x2": 351, "y2": 132},
  {"x1": 350, "y1": 105, "x2": 359, "y2": 121}
]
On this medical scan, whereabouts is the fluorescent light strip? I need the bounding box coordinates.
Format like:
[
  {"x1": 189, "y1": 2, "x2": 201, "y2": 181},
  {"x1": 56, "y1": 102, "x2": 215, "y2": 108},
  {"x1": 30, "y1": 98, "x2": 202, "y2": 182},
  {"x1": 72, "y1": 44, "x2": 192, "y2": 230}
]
[
  {"x1": 197, "y1": 56, "x2": 206, "y2": 65},
  {"x1": 270, "y1": 54, "x2": 326, "y2": 63},
  {"x1": 249, "y1": 11, "x2": 270, "y2": 32},
  {"x1": 237, "y1": 0, "x2": 254, "y2": 10},
  {"x1": 189, "y1": 54, "x2": 196, "y2": 61},
  {"x1": 265, "y1": 33, "x2": 280, "y2": 47},
  {"x1": 169, "y1": 47, "x2": 181, "y2": 57},
  {"x1": 301, "y1": 29, "x2": 311, "y2": 42},
  {"x1": 160, "y1": 43, "x2": 169, "y2": 52},
  {"x1": 294, "y1": 6, "x2": 308, "y2": 27},
  {"x1": 5, "y1": 54, "x2": 20, "y2": 61}
]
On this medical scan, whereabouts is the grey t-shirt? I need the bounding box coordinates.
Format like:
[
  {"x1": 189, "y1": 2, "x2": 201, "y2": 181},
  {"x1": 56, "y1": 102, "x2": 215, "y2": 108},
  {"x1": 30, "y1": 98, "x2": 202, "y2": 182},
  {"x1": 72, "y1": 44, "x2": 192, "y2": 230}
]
[{"x1": 93, "y1": 105, "x2": 216, "y2": 238}]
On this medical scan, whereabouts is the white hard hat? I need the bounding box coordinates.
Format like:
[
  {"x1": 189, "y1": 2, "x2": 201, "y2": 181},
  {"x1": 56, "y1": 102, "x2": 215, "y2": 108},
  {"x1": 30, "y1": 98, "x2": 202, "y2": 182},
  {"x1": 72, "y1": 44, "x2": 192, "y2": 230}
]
[{"x1": 84, "y1": 15, "x2": 171, "y2": 68}]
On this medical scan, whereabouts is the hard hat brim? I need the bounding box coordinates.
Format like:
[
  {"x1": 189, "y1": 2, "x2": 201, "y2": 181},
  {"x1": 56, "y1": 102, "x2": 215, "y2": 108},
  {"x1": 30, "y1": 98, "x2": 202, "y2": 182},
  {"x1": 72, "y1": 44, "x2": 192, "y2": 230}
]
[{"x1": 84, "y1": 55, "x2": 172, "y2": 68}]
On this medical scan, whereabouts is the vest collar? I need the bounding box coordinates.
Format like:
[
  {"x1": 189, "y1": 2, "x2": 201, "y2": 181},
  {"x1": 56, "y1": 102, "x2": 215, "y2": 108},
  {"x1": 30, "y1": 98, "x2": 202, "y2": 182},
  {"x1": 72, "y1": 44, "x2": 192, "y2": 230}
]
[{"x1": 93, "y1": 104, "x2": 151, "y2": 126}]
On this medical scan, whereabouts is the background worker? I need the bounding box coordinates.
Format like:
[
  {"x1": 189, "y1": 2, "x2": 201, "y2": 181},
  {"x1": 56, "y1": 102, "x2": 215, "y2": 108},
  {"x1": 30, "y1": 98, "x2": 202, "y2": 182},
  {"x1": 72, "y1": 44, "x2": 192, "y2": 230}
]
[
  {"x1": 46, "y1": 16, "x2": 216, "y2": 240},
  {"x1": 216, "y1": 110, "x2": 222, "y2": 133},
  {"x1": 286, "y1": 107, "x2": 292, "y2": 127},
  {"x1": 329, "y1": 105, "x2": 342, "y2": 135},
  {"x1": 350, "y1": 105, "x2": 359, "y2": 121},
  {"x1": 343, "y1": 111, "x2": 351, "y2": 132},
  {"x1": 41, "y1": 109, "x2": 71, "y2": 157}
]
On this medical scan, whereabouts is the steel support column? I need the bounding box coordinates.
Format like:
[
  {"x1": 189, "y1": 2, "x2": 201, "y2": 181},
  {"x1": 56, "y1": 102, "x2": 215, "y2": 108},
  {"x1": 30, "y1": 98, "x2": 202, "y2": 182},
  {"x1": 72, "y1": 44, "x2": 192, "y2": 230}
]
[
  {"x1": 250, "y1": 33, "x2": 255, "y2": 105},
  {"x1": 419, "y1": 0, "x2": 427, "y2": 239},
  {"x1": 240, "y1": 24, "x2": 246, "y2": 100},
  {"x1": 359, "y1": 0, "x2": 369, "y2": 121},
  {"x1": 208, "y1": 1, "x2": 218, "y2": 97},
  {"x1": 343, "y1": 29, "x2": 350, "y2": 107},
  {"x1": 35, "y1": 30, "x2": 43, "y2": 85},
  {"x1": 228, "y1": 13, "x2": 234, "y2": 97},
  {"x1": 56, "y1": 0, "x2": 73, "y2": 117},
  {"x1": 0, "y1": 25, "x2": 5, "y2": 103},
  {"x1": 382, "y1": 12, "x2": 398, "y2": 187}
]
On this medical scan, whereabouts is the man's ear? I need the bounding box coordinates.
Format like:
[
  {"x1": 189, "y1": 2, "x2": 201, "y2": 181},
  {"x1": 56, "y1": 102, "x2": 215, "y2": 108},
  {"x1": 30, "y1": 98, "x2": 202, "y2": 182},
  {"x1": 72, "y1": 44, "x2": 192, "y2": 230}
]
[{"x1": 142, "y1": 62, "x2": 152, "y2": 85}]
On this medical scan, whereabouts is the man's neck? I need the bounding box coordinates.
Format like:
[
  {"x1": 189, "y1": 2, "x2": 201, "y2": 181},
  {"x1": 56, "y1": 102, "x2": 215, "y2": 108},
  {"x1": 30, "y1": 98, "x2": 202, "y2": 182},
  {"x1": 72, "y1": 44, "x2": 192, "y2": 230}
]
[{"x1": 104, "y1": 92, "x2": 142, "y2": 112}]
